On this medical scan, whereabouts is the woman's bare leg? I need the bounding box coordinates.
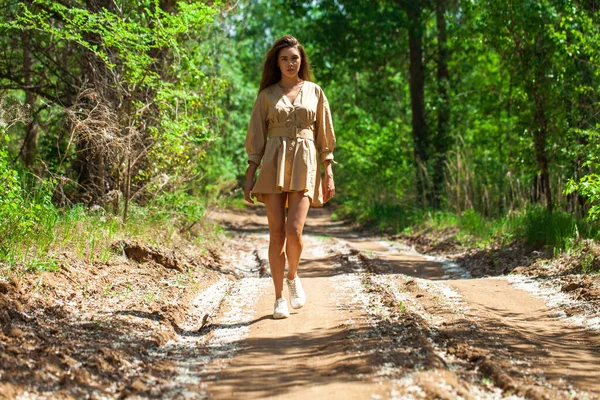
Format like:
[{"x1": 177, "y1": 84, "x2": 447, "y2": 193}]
[
  {"x1": 285, "y1": 192, "x2": 311, "y2": 280},
  {"x1": 264, "y1": 193, "x2": 287, "y2": 299}
]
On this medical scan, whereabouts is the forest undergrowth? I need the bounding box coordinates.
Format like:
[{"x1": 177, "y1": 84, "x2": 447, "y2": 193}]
[{"x1": 0, "y1": 153, "x2": 230, "y2": 276}]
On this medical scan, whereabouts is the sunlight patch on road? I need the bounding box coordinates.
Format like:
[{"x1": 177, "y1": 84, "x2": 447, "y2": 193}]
[
  {"x1": 376, "y1": 239, "x2": 472, "y2": 279},
  {"x1": 506, "y1": 274, "x2": 600, "y2": 331}
]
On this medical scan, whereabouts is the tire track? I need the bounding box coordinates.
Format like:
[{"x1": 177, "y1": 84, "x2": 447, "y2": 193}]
[{"x1": 343, "y1": 237, "x2": 598, "y2": 399}]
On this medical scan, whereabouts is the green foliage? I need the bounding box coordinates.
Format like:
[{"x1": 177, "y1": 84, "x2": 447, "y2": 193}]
[
  {"x1": 566, "y1": 174, "x2": 600, "y2": 221},
  {"x1": 564, "y1": 129, "x2": 600, "y2": 222},
  {"x1": 6, "y1": 0, "x2": 218, "y2": 85},
  {"x1": 334, "y1": 108, "x2": 414, "y2": 220},
  {"x1": 3, "y1": 0, "x2": 600, "y2": 270},
  {"x1": 508, "y1": 207, "x2": 584, "y2": 249},
  {"x1": 0, "y1": 135, "x2": 58, "y2": 264},
  {"x1": 146, "y1": 190, "x2": 206, "y2": 231},
  {"x1": 2, "y1": 0, "x2": 227, "y2": 218},
  {"x1": 0, "y1": 102, "x2": 58, "y2": 265}
]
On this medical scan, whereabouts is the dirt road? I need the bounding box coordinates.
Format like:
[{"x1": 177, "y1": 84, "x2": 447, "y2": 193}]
[
  {"x1": 199, "y1": 206, "x2": 600, "y2": 399},
  {"x1": 2, "y1": 206, "x2": 600, "y2": 399}
]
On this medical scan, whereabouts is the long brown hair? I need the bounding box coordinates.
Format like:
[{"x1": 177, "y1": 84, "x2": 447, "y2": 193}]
[{"x1": 258, "y1": 35, "x2": 312, "y2": 93}]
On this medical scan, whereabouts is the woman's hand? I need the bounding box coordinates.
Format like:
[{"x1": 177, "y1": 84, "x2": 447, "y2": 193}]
[
  {"x1": 245, "y1": 162, "x2": 258, "y2": 204},
  {"x1": 244, "y1": 177, "x2": 255, "y2": 204},
  {"x1": 323, "y1": 162, "x2": 335, "y2": 203}
]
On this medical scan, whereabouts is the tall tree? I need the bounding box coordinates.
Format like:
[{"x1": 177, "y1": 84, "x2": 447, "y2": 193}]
[
  {"x1": 2, "y1": 0, "x2": 224, "y2": 213},
  {"x1": 504, "y1": 1, "x2": 553, "y2": 212},
  {"x1": 433, "y1": 0, "x2": 450, "y2": 208},
  {"x1": 399, "y1": 0, "x2": 430, "y2": 206}
]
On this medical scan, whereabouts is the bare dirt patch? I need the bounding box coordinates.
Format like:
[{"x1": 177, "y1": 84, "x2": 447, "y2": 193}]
[
  {"x1": 394, "y1": 229, "x2": 600, "y2": 335},
  {"x1": 353, "y1": 240, "x2": 600, "y2": 399},
  {"x1": 0, "y1": 239, "x2": 227, "y2": 399}
]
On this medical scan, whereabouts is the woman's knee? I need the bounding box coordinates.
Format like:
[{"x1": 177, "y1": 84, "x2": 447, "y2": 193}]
[
  {"x1": 285, "y1": 224, "x2": 303, "y2": 243},
  {"x1": 270, "y1": 229, "x2": 286, "y2": 247}
]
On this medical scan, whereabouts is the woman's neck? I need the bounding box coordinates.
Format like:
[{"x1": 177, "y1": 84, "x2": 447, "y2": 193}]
[{"x1": 279, "y1": 75, "x2": 302, "y2": 89}]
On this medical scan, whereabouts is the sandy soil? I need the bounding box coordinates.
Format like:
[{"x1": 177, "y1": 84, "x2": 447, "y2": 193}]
[{"x1": 1, "y1": 205, "x2": 599, "y2": 399}]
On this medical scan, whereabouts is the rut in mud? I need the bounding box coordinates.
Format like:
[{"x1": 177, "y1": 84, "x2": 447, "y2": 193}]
[{"x1": 2, "y1": 206, "x2": 600, "y2": 399}]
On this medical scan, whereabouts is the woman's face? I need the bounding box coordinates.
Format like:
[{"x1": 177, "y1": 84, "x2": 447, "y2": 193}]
[{"x1": 277, "y1": 46, "x2": 302, "y2": 79}]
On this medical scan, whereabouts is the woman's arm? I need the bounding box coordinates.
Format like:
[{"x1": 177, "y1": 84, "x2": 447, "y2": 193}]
[
  {"x1": 244, "y1": 91, "x2": 268, "y2": 204},
  {"x1": 323, "y1": 159, "x2": 335, "y2": 203},
  {"x1": 316, "y1": 87, "x2": 336, "y2": 204},
  {"x1": 244, "y1": 161, "x2": 259, "y2": 204}
]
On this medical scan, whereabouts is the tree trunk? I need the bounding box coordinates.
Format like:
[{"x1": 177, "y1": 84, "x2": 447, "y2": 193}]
[
  {"x1": 531, "y1": 38, "x2": 553, "y2": 213},
  {"x1": 506, "y1": 5, "x2": 553, "y2": 213},
  {"x1": 404, "y1": 1, "x2": 429, "y2": 206},
  {"x1": 72, "y1": 0, "x2": 116, "y2": 203},
  {"x1": 530, "y1": 84, "x2": 552, "y2": 212},
  {"x1": 433, "y1": 0, "x2": 450, "y2": 209}
]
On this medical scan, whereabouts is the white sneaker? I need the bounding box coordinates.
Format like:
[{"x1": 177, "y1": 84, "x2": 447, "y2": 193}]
[
  {"x1": 286, "y1": 276, "x2": 306, "y2": 309},
  {"x1": 273, "y1": 298, "x2": 290, "y2": 319}
]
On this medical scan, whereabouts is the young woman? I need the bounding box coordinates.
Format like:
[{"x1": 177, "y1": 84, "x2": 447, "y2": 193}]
[{"x1": 244, "y1": 36, "x2": 336, "y2": 319}]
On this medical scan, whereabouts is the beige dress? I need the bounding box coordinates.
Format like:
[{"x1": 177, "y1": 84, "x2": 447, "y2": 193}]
[{"x1": 245, "y1": 80, "x2": 336, "y2": 207}]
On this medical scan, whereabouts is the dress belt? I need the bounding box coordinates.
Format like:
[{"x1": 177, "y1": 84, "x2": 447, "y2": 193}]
[{"x1": 268, "y1": 126, "x2": 314, "y2": 140}]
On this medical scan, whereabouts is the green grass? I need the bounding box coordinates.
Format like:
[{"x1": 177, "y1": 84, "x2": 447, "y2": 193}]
[
  {"x1": 509, "y1": 207, "x2": 590, "y2": 250},
  {"x1": 314, "y1": 234, "x2": 332, "y2": 241},
  {"x1": 337, "y1": 198, "x2": 599, "y2": 254},
  {"x1": 1, "y1": 192, "x2": 223, "y2": 276},
  {"x1": 426, "y1": 206, "x2": 597, "y2": 252},
  {"x1": 142, "y1": 288, "x2": 159, "y2": 304},
  {"x1": 335, "y1": 201, "x2": 424, "y2": 232}
]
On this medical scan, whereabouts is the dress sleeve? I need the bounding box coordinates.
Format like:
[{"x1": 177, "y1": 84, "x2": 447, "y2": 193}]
[
  {"x1": 315, "y1": 89, "x2": 336, "y2": 163},
  {"x1": 245, "y1": 91, "x2": 268, "y2": 165}
]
